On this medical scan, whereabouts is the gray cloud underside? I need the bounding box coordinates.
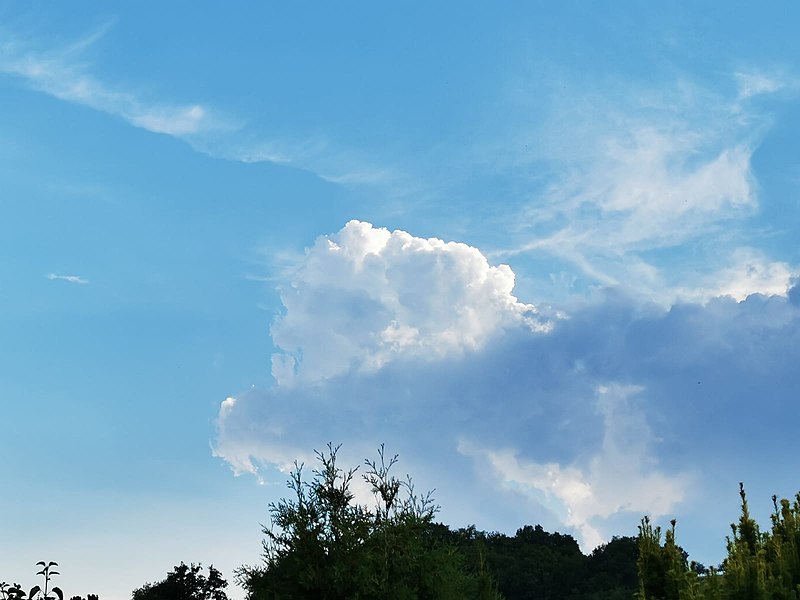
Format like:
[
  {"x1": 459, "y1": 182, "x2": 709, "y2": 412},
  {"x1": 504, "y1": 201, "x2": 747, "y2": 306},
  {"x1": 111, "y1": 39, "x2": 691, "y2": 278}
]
[{"x1": 215, "y1": 286, "x2": 800, "y2": 549}]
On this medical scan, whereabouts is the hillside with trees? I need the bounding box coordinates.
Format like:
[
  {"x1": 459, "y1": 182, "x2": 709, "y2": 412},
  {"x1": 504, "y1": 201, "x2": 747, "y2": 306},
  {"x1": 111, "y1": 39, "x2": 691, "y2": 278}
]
[
  {"x1": 233, "y1": 444, "x2": 638, "y2": 600},
  {"x1": 4, "y1": 446, "x2": 800, "y2": 599}
]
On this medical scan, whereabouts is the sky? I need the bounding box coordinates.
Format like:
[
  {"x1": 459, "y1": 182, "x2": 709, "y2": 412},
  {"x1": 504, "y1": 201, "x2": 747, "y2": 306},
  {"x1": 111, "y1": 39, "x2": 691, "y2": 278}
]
[{"x1": 2, "y1": 2, "x2": 800, "y2": 598}]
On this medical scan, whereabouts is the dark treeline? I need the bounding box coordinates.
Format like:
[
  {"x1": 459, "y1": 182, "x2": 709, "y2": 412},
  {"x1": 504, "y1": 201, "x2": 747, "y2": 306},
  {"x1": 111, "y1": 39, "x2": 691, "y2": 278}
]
[
  {"x1": 235, "y1": 444, "x2": 637, "y2": 599},
  {"x1": 4, "y1": 446, "x2": 800, "y2": 599},
  {"x1": 433, "y1": 523, "x2": 638, "y2": 600}
]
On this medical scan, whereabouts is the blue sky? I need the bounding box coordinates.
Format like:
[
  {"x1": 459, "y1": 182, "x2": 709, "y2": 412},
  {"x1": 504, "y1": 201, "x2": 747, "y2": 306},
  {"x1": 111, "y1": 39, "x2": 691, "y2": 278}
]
[{"x1": 2, "y1": 2, "x2": 800, "y2": 598}]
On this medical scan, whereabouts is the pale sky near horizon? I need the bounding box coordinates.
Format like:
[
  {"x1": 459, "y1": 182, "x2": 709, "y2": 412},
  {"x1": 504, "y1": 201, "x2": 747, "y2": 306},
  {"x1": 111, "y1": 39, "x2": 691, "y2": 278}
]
[{"x1": 2, "y1": 3, "x2": 800, "y2": 599}]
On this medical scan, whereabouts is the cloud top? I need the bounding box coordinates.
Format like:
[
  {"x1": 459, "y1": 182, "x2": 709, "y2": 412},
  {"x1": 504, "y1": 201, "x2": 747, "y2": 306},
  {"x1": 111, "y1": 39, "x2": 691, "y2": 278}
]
[{"x1": 271, "y1": 220, "x2": 549, "y2": 385}]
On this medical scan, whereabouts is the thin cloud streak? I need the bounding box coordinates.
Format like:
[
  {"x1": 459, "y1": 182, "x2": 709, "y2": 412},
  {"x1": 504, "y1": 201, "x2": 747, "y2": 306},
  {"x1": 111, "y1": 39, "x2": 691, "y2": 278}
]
[
  {"x1": 0, "y1": 26, "x2": 232, "y2": 137},
  {"x1": 47, "y1": 273, "x2": 89, "y2": 284},
  {"x1": 215, "y1": 137, "x2": 409, "y2": 196},
  {"x1": 0, "y1": 26, "x2": 407, "y2": 196},
  {"x1": 734, "y1": 70, "x2": 785, "y2": 100}
]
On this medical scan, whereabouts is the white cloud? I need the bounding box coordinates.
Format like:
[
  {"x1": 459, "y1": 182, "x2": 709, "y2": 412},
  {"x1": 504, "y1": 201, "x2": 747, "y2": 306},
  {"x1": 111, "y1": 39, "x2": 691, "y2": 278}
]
[
  {"x1": 506, "y1": 125, "x2": 757, "y2": 276},
  {"x1": 126, "y1": 104, "x2": 209, "y2": 137},
  {"x1": 47, "y1": 273, "x2": 88, "y2": 284},
  {"x1": 215, "y1": 232, "x2": 800, "y2": 551},
  {"x1": 735, "y1": 70, "x2": 784, "y2": 99},
  {"x1": 0, "y1": 27, "x2": 408, "y2": 195},
  {"x1": 219, "y1": 137, "x2": 408, "y2": 197},
  {"x1": 0, "y1": 28, "x2": 228, "y2": 138},
  {"x1": 459, "y1": 384, "x2": 689, "y2": 550},
  {"x1": 270, "y1": 220, "x2": 551, "y2": 386},
  {"x1": 676, "y1": 248, "x2": 794, "y2": 303},
  {"x1": 528, "y1": 135, "x2": 756, "y2": 258},
  {"x1": 487, "y1": 73, "x2": 797, "y2": 305}
]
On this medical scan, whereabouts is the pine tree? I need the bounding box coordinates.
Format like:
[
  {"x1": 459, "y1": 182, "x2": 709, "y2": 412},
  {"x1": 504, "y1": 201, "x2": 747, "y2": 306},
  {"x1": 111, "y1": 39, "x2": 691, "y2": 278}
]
[{"x1": 637, "y1": 485, "x2": 800, "y2": 600}]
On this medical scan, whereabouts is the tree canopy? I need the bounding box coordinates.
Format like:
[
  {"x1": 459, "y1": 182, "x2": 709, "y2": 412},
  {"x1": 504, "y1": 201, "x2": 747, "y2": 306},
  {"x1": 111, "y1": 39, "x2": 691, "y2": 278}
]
[
  {"x1": 131, "y1": 563, "x2": 228, "y2": 600},
  {"x1": 236, "y1": 443, "x2": 501, "y2": 599},
  {"x1": 234, "y1": 443, "x2": 641, "y2": 599}
]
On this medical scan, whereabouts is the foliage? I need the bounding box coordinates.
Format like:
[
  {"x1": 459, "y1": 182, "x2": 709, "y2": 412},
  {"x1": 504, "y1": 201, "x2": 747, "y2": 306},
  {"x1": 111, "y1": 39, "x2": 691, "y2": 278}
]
[
  {"x1": 637, "y1": 484, "x2": 800, "y2": 599},
  {"x1": 30, "y1": 562, "x2": 63, "y2": 600},
  {"x1": 131, "y1": 563, "x2": 227, "y2": 600},
  {"x1": 445, "y1": 524, "x2": 639, "y2": 600},
  {"x1": 0, "y1": 583, "x2": 27, "y2": 600},
  {"x1": 636, "y1": 517, "x2": 699, "y2": 600},
  {"x1": 1, "y1": 562, "x2": 64, "y2": 600},
  {"x1": 237, "y1": 443, "x2": 499, "y2": 599}
]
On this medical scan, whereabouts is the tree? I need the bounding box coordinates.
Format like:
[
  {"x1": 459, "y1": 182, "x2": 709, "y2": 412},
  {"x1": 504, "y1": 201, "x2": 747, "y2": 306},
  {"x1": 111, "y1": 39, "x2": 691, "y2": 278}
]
[
  {"x1": 131, "y1": 563, "x2": 227, "y2": 600},
  {"x1": 636, "y1": 484, "x2": 800, "y2": 599},
  {"x1": 237, "y1": 443, "x2": 497, "y2": 599}
]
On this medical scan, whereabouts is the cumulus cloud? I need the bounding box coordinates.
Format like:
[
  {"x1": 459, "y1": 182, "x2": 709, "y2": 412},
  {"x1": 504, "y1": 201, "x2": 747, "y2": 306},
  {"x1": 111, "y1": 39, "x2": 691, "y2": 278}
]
[
  {"x1": 216, "y1": 279, "x2": 800, "y2": 553},
  {"x1": 216, "y1": 224, "x2": 800, "y2": 551},
  {"x1": 215, "y1": 222, "x2": 800, "y2": 554},
  {"x1": 270, "y1": 220, "x2": 550, "y2": 385}
]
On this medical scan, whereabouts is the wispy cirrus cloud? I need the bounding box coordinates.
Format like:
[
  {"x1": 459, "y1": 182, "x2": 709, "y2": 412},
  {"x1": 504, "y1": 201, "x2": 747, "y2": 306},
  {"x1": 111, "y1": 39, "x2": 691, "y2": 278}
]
[
  {"x1": 210, "y1": 136, "x2": 408, "y2": 198},
  {"x1": 0, "y1": 26, "x2": 230, "y2": 138},
  {"x1": 47, "y1": 272, "x2": 88, "y2": 284},
  {"x1": 0, "y1": 25, "x2": 407, "y2": 193},
  {"x1": 473, "y1": 70, "x2": 798, "y2": 306},
  {"x1": 734, "y1": 69, "x2": 786, "y2": 100}
]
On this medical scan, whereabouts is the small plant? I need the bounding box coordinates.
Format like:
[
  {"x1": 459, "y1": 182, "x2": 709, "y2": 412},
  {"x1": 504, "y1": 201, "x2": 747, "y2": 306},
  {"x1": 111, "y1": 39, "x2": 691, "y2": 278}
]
[
  {"x1": 28, "y1": 562, "x2": 63, "y2": 600},
  {"x1": 1, "y1": 582, "x2": 28, "y2": 600}
]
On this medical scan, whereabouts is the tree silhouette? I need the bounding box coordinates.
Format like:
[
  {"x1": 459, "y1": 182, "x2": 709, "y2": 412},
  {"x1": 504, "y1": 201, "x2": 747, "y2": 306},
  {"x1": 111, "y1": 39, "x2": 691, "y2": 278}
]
[
  {"x1": 237, "y1": 443, "x2": 498, "y2": 599},
  {"x1": 131, "y1": 563, "x2": 227, "y2": 600}
]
